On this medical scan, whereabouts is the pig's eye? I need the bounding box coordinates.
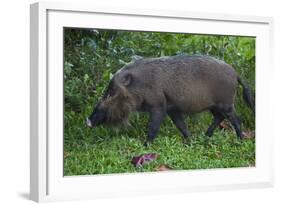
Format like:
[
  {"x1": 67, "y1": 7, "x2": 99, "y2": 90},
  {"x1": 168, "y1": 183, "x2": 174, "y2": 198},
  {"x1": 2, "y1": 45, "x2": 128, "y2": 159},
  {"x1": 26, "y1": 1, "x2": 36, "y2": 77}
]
[{"x1": 107, "y1": 88, "x2": 115, "y2": 96}]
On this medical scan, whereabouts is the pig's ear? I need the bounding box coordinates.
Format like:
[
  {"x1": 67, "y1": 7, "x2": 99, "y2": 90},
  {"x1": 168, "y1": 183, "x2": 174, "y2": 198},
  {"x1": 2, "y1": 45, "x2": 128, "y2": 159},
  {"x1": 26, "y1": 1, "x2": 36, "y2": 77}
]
[{"x1": 122, "y1": 73, "x2": 132, "y2": 86}]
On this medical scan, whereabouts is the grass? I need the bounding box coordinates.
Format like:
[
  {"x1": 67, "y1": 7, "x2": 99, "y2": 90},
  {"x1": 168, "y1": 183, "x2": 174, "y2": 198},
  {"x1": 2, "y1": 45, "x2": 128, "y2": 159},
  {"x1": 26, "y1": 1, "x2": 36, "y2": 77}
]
[
  {"x1": 63, "y1": 30, "x2": 255, "y2": 176},
  {"x1": 64, "y1": 110, "x2": 255, "y2": 176}
]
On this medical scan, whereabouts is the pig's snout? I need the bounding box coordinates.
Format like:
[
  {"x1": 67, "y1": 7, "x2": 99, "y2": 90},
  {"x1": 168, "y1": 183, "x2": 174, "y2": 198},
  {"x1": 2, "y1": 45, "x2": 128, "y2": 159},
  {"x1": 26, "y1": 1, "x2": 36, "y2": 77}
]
[
  {"x1": 86, "y1": 117, "x2": 92, "y2": 128},
  {"x1": 86, "y1": 110, "x2": 106, "y2": 127}
]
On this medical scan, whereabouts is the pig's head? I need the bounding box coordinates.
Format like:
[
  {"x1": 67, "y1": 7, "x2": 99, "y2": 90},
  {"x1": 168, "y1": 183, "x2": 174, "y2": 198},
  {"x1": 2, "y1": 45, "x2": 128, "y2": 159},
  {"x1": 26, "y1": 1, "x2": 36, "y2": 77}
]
[{"x1": 86, "y1": 72, "x2": 136, "y2": 128}]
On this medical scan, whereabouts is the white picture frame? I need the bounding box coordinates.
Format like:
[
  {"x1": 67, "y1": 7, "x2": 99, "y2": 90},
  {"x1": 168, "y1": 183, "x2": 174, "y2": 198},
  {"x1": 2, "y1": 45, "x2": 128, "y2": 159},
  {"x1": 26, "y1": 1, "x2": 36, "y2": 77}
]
[{"x1": 30, "y1": 1, "x2": 274, "y2": 202}]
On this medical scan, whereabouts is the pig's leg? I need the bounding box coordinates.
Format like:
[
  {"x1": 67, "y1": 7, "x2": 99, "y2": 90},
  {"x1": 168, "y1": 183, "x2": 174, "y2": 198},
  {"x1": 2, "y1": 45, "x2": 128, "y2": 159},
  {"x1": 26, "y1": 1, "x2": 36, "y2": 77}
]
[
  {"x1": 219, "y1": 106, "x2": 242, "y2": 139},
  {"x1": 144, "y1": 108, "x2": 166, "y2": 146},
  {"x1": 168, "y1": 111, "x2": 191, "y2": 138},
  {"x1": 205, "y1": 109, "x2": 224, "y2": 137},
  {"x1": 225, "y1": 110, "x2": 242, "y2": 139}
]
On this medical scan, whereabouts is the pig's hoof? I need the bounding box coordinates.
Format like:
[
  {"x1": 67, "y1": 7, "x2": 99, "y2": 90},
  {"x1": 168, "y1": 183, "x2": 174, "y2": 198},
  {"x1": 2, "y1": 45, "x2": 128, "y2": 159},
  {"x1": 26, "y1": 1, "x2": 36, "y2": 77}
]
[
  {"x1": 183, "y1": 137, "x2": 191, "y2": 145},
  {"x1": 143, "y1": 141, "x2": 149, "y2": 147}
]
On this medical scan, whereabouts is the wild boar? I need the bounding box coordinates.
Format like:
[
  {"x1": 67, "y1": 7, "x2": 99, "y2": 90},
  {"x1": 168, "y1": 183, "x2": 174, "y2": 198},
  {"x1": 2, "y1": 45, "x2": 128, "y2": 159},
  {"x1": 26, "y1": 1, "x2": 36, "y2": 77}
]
[{"x1": 86, "y1": 55, "x2": 254, "y2": 146}]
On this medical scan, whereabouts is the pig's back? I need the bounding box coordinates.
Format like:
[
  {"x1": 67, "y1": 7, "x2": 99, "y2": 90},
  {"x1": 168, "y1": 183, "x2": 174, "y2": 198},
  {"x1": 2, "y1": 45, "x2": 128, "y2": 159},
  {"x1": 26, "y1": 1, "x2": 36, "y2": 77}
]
[{"x1": 145, "y1": 55, "x2": 238, "y2": 113}]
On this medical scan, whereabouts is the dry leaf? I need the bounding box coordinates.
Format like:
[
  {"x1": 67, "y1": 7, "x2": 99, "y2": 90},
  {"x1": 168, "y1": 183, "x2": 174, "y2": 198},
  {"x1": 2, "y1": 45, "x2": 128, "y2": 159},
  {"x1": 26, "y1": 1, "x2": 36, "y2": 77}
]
[
  {"x1": 64, "y1": 152, "x2": 70, "y2": 159},
  {"x1": 242, "y1": 130, "x2": 255, "y2": 139},
  {"x1": 219, "y1": 121, "x2": 232, "y2": 130},
  {"x1": 156, "y1": 164, "x2": 173, "y2": 171}
]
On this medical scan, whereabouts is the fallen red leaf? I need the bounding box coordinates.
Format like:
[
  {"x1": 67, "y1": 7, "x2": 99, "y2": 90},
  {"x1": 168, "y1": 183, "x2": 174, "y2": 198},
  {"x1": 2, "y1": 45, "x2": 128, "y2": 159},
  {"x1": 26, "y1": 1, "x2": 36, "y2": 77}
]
[{"x1": 131, "y1": 153, "x2": 158, "y2": 167}]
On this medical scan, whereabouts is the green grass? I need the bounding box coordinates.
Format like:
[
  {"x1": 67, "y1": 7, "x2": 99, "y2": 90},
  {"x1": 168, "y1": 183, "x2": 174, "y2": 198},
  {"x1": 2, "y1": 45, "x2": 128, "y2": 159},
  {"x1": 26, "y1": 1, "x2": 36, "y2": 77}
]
[
  {"x1": 64, "y1": 111, "x2": 255, "y2": 176},
  {"x1": 63, "y1": 29, "x2": 255, "y2": 176}
]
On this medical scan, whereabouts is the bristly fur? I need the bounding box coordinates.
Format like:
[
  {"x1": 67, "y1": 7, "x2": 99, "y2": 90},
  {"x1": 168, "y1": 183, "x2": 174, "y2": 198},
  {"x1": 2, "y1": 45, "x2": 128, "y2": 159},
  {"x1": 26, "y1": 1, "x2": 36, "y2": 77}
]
[
  {"x1": 100, "y1": 83, "x2": 136, "y2": 126},
  {"x1": 88, "y1": 55, "x2": 254, "y2": 142}
]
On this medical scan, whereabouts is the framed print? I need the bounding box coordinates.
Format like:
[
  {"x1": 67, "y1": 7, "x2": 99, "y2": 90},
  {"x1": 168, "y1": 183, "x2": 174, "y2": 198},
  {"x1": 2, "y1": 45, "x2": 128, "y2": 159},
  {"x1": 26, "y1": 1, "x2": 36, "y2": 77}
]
[{"x1": 30, "y1": 2, "x2": 274, "y2": 202}]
